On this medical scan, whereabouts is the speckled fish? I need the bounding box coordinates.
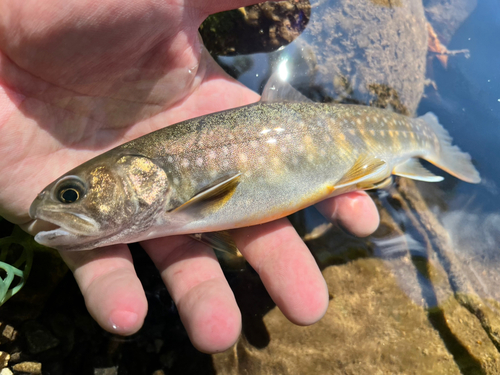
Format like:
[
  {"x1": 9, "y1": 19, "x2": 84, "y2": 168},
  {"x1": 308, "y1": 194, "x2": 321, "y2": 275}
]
[{"x1": 29, "y1": 77, "x2": 480, "y2": 251}]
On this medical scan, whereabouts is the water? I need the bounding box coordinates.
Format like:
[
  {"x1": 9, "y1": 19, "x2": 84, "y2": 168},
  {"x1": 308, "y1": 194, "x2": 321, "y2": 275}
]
[{"x1": 209, "y1": 0, "x2": 500, "y2": 373}]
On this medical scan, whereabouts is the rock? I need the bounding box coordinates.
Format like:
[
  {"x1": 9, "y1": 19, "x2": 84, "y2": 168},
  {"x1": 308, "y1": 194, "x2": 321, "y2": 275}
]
[
  {"x1": 22, "y1": 321, "x2": 59, "y2": 355},
  {"x1": 0, "y1": 352, "x2": 9, "y2": 369},
  {"x1": 0, "y1": 368, "x2": 13, "y2": 375},
  {"x1": 11, "y1": 361, "x2": 41, "y2": 374},
  {"x1": 7, "y1": 353, "x2": 20, "y2": 365},
  {"x1": 94, "y1": 366, "x2": 118, "y2": 375},
  {"x1": 293, "y1": 0, "x2": 428, "y2": 114},
  {"x1": 0, "y1": 324, "x2": 17, "y2": 345}
]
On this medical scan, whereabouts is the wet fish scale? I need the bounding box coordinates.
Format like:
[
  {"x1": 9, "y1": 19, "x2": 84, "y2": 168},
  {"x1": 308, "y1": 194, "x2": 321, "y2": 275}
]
[{"x1": 29, "y1": 80, "x2": 480, "y2": 251}]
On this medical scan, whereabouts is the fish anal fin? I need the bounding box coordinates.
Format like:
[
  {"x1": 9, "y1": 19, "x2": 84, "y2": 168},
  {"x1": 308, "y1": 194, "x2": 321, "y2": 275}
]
[
  {"x1": 335, "y1": 155, "x2": 389, "y2": 190},
  {"x1": 191, "y1": 231, "x2": 241, "y2": 256},
  {"x1": 172, "y1": 173, "x2": 241, "y2": 214},
  {"x1": 392, "y1": 159, "x2": 444, "y2": 182}
]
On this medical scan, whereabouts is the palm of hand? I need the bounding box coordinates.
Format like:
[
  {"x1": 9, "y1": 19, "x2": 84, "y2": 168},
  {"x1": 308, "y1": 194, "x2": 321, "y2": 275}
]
[{"x1": 0, "y1": 0, "x2": 379, "y2": 353}]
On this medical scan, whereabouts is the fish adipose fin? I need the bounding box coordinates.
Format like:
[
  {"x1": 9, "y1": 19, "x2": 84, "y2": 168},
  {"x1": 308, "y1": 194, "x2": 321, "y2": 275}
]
[
  {"x1": 335, "y1": 155, "x2": 390, "y2": 190},
  {"x1": 261, "y1": 72, "x2": 313, "y2": 103},
  {"x1": 392, "y1": 159, "x2": 444, "y2": 182},
  {"x1": 419, "y1": 112, "x2": 481, "y2": 183},
  {"x1": 190, "y1": 231, "x2": 241, "y2": 256},
  {"x1": 172, "y1": 173, "x2": 242, "y2": 214}
]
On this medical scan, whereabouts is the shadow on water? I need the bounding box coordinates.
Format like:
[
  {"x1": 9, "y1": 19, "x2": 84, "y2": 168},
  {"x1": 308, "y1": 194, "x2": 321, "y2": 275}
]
[{"x1": 412, "y1": 254, "x2": 486, "y2": 374}]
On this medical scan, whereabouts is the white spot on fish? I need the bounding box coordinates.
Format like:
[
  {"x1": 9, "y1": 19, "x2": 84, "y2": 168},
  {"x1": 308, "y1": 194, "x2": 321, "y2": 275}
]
[
  {"x1": 349, "y1": 129, "x2": 356, "y2": 136},
  {"x1": 370, "y1": 130, "x2": 376, "y2": 136},
  {"x1": 274, "y1": 127, "x2": 285, "y2": 133},
  {"x1": 260, "y1": 128, "x2": 271, "y2": 135},
  {"x1": 222, "y1": 160, "x2": 230, "y2": 168},
  {"x1": 173, "y1": 177, "x2": 180, "y2": 185},
  {"x1": 250, "y1": 141, "x2": 258, "y2": 148},
  {"x1": 380, "y1": 130, "x2": 385, "y2": 136},
  {"x1": 208, "y1": 150, "x2": 216, "y2": 159},
  {"x1": 196, "y1": 157, "x2": 203, "y2": 167},
  {"x1": 222, "y1": 146, "x2": 229, "y2": 155},
  {"x1": 356, "y1": 118, "x2": 362, "y2": 125},
  {"x1": 239, "y1": 153, "x2": 248, "y2": 163},
  {"x1": 258, "y1": 156, "x2": 265, "y2": 164},
  {"x1": 266, "y1": 138, "x2": 277, "y2": 144},
  {"x1": 181, "y1": 159, "x2": 190, "y2": 168},
  {"x1": 168, "y1": 156, "x2": 174, "y2": 163}
]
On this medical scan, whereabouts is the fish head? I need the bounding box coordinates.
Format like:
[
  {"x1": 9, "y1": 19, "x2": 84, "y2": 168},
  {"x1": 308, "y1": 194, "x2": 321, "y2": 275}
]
[{"x1": 29, "y1": 151, "x2": 169, "y2": 251}]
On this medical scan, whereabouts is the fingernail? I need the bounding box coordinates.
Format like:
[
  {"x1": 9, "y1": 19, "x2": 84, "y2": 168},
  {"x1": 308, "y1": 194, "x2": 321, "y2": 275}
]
[{"x1": 109, "y1": 311, "x2": 139, "y2": 334}]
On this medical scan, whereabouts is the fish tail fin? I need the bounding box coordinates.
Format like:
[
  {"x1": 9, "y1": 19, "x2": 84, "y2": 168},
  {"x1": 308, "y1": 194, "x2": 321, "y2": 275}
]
[{"x1": 419, "y1": 112, "x2": 481, "y2": 183}]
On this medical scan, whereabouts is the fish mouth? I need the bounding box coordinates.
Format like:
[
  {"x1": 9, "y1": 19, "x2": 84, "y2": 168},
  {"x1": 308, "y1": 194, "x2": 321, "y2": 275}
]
[{"x1": 30, "y1": 208, "x2": 101, "y2": 250}]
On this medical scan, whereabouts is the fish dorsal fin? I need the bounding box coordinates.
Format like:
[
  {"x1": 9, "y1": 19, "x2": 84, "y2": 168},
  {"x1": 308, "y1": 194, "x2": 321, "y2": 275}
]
[
  {"x1": 261, "y1": 72, "x2": 313, "y2": 103},
  {"x1": 190, "y1": 231, "x2": 241, "y2": 256},
  {"x1": 172, "y1": 173, "x2": 241, "y2": 214},
  {"x1": 335, "y1": 155, "x2": 389, "y2": 189},
  {"x1": 392, "y1": 159, "x2": 444, "y2": 182}
]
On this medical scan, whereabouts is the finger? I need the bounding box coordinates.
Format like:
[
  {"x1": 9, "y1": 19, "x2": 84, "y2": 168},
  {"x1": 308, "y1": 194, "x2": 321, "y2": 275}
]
[
  {"x1": 315, "y1": 191, "x2": 380, "y2": 237},
  {"x1": 141, "y1": 236, "x2": 241, "y2": 354},
  {"x1": 59, "y1": 245, "x2": 147, "y2": 336},
  {"x1": 232, "y1": 218, "x2": 329, "y2": 325}
]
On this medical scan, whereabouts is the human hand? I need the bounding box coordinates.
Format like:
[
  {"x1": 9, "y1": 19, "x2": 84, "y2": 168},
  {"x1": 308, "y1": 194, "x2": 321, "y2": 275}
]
[{"x1": 0, "y1": 0, "x2": 379, "y2": 353}]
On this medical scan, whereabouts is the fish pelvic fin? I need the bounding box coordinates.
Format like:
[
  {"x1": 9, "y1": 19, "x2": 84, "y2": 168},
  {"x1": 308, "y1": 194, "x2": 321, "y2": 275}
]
[
  {"x1": 172, "y1": 173, "x2": 242, "y2": 214},
  {"x1": 392, "y1": 159, "x2": 444, "y2": 182},
  {"x1": 191, "y1": 231, "x2": 241, "y2": 256},
  {"x1": 419, "y1": 112, "x2": 481, "y2": 183},
  {"x1": 335, "y1": 155, "x2": 390, "y2": 190}
]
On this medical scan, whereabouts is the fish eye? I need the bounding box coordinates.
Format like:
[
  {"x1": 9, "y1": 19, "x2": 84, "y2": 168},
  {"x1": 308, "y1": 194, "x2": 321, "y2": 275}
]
[
  {"x1": 55, "y1": 176, "x2": 86, "y2": 204},
  {"x1": 59, "y1": 188, "x2": 80, "y2": 203}
]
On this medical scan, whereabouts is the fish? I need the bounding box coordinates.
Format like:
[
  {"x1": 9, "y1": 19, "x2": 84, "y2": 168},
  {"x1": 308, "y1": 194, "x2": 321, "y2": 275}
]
[{"x1": 29, "y1": 76, "x2": 481, "y2": 252}]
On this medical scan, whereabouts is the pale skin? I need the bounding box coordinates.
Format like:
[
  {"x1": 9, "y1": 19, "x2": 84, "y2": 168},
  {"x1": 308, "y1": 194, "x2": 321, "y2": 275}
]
[{"x1": 0, "y1": 0, "x2": 379, "y2": 353}]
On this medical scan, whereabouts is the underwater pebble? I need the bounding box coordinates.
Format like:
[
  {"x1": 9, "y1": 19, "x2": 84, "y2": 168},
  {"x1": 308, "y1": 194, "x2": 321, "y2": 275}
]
[
  {"x1": 0, "y1": 352, "x2": 9, "y2": 369},
  {"x1": 11, "y1": 361, "x2": 41, "y2": 374},
  {"x1": 0, "y1": 324, "x2": 16, "y2": 345},
  {"x1": 0, "y1": 368, "x2": 13, "y2": 375},
  {"x1": 94, "y1": 366, "x2": 118, "y2": 375},
  {"x1": 22, "y1": 321, "x2": 59, "y2": 355}
]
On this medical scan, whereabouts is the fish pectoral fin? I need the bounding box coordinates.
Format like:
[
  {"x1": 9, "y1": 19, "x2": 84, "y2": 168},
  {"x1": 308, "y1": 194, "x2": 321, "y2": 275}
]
[
  {"x1": 261, "y1": 71, "x2": 313, "y2": 103},
  {"x1": 172, "y1": 173, "x2": 242, "y2": 214},
  {"x1": 190, "y1": 231, "x2": 241, "y2": 256},
  {"x1": 335, "y1": 155, "x2": 390, "y2": 190},
  {"x1": 392, "y1": 158, "x2": 444, "y2": 182}
]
